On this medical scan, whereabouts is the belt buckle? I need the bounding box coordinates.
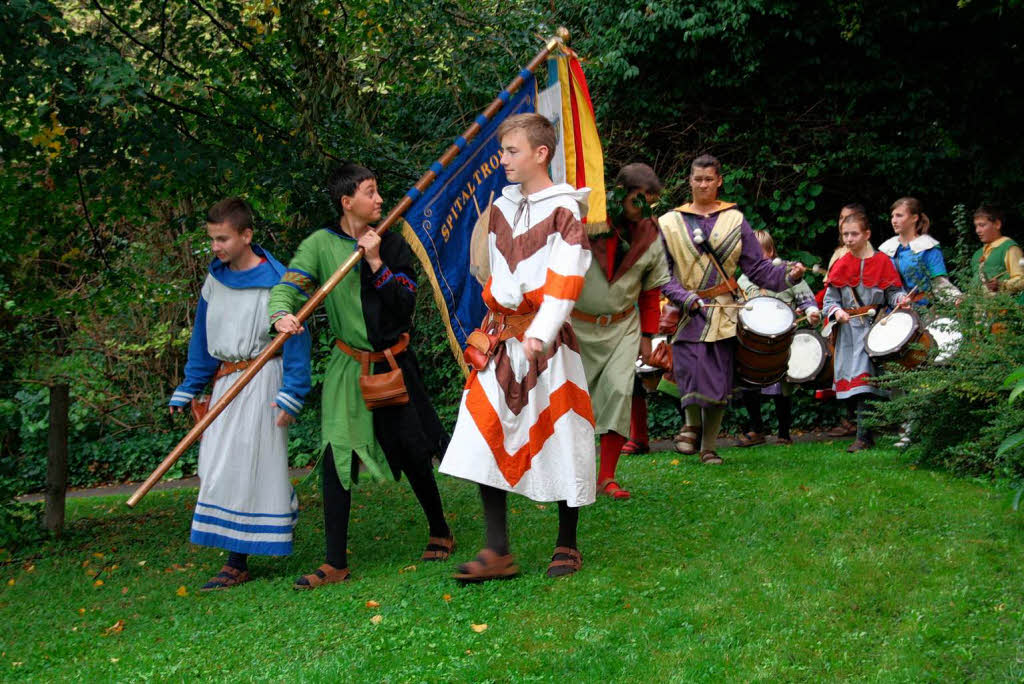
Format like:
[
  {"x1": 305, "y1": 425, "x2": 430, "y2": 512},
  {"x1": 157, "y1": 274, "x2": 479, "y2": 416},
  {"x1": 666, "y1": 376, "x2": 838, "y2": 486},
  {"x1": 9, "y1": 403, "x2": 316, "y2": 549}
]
[{"x1": 596, "y1": 313, "x2": 613, "y2": 326}]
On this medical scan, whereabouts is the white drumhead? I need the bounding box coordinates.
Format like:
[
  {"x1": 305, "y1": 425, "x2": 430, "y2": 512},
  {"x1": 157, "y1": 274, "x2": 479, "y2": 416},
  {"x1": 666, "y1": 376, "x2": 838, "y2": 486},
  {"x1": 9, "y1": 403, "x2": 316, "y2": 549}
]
[
  {"x1": 787, "y1": 331, "x2": 824, "y2": 380},
  {"x1": 927, "y1": 317, "x2": 962, "y2": 363},
  {"x1": 867, "y1": 310, "x2": 914, "y2": 354},
  {"x1": 738, "y1": 296, "x2": 795, "y2": 336}
]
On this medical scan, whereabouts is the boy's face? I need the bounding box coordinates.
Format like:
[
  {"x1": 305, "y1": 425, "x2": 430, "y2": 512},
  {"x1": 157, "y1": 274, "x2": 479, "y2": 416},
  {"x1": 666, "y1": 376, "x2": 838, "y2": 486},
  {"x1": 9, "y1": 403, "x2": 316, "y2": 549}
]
[
  {"x1": 689, "y1": 165, "x2": 722, "y2": 205},
  {"x1": 342, "y1": 178, "x2": 383, "y2": 223},
  {"x1": 974, "y1": 215, "x2": 1002, "y2": 244},
  {"x1": 622, "y1": 189, "x2": 660, "y2": 223},
  {"x1": 841, "y1": 222, "x2": 870, "y2": 251},
  {"x1": 207, "y1": 222, "x2": 253, "y2": 269},
  {"x1": 500, "y1": 129, "x2": 548, "y2": 185}
]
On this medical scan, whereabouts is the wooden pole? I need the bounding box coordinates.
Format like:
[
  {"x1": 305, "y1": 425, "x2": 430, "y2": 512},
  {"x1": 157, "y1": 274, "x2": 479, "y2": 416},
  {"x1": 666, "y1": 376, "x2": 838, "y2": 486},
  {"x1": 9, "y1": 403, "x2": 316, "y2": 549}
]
[
  {"x1": 126, "y1": 27, "x2": 571, "y2": 508},
  {"x1": 44, "y1": 382, "x2": 70, "y2": 533}
]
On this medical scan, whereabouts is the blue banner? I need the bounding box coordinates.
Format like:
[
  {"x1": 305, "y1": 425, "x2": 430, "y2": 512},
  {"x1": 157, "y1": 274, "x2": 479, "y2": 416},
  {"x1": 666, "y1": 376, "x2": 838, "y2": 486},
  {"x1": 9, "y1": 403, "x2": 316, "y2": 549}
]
[{"x1": 400, "y1": 75, "x2": 537, "y2": 369}]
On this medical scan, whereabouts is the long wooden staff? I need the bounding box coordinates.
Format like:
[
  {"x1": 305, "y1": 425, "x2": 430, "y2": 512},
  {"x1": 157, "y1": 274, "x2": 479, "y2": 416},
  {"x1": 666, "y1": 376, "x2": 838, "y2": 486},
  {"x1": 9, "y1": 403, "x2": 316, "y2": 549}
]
[{"x1": 126, "y1": 27, "x2": 571, "y2": 508}]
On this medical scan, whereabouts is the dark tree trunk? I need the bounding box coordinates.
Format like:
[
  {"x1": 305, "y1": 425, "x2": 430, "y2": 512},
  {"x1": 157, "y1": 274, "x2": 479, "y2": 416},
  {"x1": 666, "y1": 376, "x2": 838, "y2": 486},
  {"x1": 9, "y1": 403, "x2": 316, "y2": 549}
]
[{"x1": 44, "y1": 382, "x2": 70, "y2": 535}]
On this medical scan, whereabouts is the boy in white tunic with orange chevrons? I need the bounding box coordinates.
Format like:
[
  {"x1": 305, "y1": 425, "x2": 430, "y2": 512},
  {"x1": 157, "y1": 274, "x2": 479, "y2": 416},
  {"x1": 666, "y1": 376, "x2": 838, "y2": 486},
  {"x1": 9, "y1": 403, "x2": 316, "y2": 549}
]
[{"x1": 440, "y1": 113, "x2": 595, "y2": 581}]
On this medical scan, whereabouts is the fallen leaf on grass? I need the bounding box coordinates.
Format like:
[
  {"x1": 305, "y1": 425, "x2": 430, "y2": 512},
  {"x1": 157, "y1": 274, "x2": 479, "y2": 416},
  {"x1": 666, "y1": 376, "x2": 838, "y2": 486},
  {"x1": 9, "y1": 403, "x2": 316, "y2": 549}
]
[
  {"x1": 369, "y1": 614, "x2": 382, "y2": 625},
  {"x1": 365, "y1": 600, "x2": 380, "y2": 608},
  {"x1": 399, "y1": 565, "x2": 417, "y2": 573},
  {"x1": 175, "y1": 586, "x2": 188, "y2": 597},
  {"x1": 670, "y1": 459, "x2": 680, "y2": 466},
  {"x1": 137, "y1": 561, "x2": 146, "y2": 566},
  {"x1": 24, "y1": 565, "x2": 34, "y2": 573},
  {"x1": 121, "y1": 587, "x2": 129, "y2": 595},
  {"x1": 6, "y1": 579, "x2": 14, "y2": 586},
  {"x1": 93, "y1": 579, "x2": 104, "y2": 587},
  {"x1": 443, "y1": 594, "x2": 451, "y2": 602},
  {"x1": 535, "y1": 504, "x2": 546, "y2": 510},
  {"x1": 109, "y1": 658, "x2": 119, "y2": 663},
  {"x1": 93, "y1": 553, "x2": 104, "y2": 559},
  {"x1": 103, "y1": 620, "x2": 125, "y2": 636},
  {"x1": 77, "y1": 608, "x2": 86, "y2": 615},
  {"x1": 471, "y1": 623, "x2": 488, "y2": 633}
]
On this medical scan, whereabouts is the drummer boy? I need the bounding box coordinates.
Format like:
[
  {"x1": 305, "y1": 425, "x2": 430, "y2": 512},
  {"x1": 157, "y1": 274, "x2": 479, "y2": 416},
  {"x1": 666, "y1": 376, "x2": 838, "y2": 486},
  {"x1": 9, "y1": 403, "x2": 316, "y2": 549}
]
[
  {"x1": 823, "y1": 213, "x2": 909, "y2": 452},
  {"x1": 736, "y1": 230, "x2": 820, "y2": 447}
]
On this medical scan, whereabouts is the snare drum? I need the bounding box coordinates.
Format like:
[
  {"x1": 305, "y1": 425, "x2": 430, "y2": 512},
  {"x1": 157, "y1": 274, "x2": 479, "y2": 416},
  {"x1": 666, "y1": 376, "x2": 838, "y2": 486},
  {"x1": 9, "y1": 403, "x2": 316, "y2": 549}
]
[
  {"x1": 865, "y1": 309, "x2": 933, "y2": 370},
  {"x1": 786, "y1": 329, "x2": 833, "y2": 386},
  {"x1": 925, "y1": 316, "x2": 961, "y2": 364},
  {"x1": 735, "y1": 296, "x2": 796, "y2": 386}
]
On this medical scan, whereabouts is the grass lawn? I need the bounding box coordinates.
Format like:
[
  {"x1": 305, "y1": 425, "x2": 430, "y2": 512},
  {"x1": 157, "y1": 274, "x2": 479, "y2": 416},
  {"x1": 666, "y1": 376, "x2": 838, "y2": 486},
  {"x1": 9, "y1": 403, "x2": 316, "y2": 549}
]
[{"x1": 3, "y1": 440, "x2": 1024, "y2": 681}]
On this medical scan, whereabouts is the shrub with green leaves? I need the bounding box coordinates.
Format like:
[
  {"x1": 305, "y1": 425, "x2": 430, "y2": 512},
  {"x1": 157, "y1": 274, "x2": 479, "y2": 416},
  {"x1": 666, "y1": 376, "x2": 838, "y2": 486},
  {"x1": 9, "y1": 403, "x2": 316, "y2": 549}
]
[{"x1": 878, "y1": 291, "x2": 1024, "y2": 477}]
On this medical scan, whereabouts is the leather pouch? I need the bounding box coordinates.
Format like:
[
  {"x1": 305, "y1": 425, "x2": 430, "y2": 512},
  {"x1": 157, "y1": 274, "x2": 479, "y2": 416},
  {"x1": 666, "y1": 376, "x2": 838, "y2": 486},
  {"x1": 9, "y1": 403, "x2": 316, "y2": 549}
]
[{"x1": 359, "y1": 348, "x2": 409, "y2": 409}]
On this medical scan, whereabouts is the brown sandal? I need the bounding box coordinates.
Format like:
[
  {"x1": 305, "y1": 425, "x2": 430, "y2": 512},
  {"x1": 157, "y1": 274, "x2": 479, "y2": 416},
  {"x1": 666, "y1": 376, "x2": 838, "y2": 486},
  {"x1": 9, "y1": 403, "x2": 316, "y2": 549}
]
[
  {"x1": 293, "y1": 563, "x2": 351, "y2": 590},
  {"x1": 421, "y1": 535, "x2": 456, "y2": 561},
  {"x1": 674, "y1": 425, "x2": 699, "y2": 455},
  {"x1": 736, "y1": 431, "x2": 766, "y2": 447},
  {"x1": 200, "y1": 565, "x2": 250, "y2": 591},
  {"x1": 453, "y1": 548, "x2": 519, "y2": 583},
  {"x1": 546, "y1": 546, "x2": 582, "y2": 578},
  {"x1": 699, "y1": 450, "x2": 723, "y2": 465}
]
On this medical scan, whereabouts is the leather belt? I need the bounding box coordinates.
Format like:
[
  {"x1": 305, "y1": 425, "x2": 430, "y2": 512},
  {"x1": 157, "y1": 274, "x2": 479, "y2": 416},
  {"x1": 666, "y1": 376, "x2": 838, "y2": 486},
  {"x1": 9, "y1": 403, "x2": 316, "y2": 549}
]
[
  {"x1": 335, "y1": 333, "x2": 410, "y2": 363},
  {"x1": 697, "y1": 279, "x2": 739, "y2": 300},
  {"x1": 483, "y1": 311, "x2": 537, "y2": 342},
  {"x1": 571, "y1": 306, "x2": 634, "y2": 326},
  {"x1": 215, "y1": 355, "x2": 278, "y2": 380}
]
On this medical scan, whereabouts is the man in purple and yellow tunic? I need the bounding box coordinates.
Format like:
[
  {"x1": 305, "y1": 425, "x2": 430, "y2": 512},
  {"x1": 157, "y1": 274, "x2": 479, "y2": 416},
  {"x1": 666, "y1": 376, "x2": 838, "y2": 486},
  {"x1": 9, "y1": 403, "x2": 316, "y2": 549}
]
[{"x1": 658, "y1": 155, "x2": 805, "y2": 464}]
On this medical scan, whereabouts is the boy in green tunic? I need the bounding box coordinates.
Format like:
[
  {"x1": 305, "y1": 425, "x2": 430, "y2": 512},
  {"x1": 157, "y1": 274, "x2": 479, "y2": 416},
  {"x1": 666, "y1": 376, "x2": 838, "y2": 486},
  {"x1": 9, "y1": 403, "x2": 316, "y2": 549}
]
[
  {"x1": 972, "y1": 204, "x2": 1024, "y2": 304},
  {"x1": 573, "y1": 164, "x2": 669, "y2": 499},
  {"x1": 269, "y1": 163, "x2": 453, "y2": 589}
]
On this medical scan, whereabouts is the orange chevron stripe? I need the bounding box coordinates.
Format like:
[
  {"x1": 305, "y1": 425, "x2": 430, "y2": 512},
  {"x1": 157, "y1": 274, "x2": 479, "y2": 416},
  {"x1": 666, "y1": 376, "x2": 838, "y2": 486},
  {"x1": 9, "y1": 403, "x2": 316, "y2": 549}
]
[
  {"x1": 544, "y1": 270, "x2": 585, "y2": 301},
  {"x1": 466, "y1": 378, "x2": 594, "y2": 487}
]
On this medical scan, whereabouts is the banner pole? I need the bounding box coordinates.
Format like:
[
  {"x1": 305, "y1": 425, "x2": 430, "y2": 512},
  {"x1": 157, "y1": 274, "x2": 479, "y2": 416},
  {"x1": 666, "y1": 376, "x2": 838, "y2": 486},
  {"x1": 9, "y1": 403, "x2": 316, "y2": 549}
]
[{"x1": 126, "y1": 27, "x2": 571, "y2": 508}]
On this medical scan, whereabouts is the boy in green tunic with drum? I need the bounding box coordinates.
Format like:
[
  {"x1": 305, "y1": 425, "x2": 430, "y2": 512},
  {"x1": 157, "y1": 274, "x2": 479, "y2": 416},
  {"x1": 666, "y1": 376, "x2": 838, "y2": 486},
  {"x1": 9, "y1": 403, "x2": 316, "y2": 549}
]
[
  {"x1": 270, "y1": 163, "x2": 453, "y2": 589},
  {"x1": 573, "y1": 163, "x2": 670, "y2": 499}
]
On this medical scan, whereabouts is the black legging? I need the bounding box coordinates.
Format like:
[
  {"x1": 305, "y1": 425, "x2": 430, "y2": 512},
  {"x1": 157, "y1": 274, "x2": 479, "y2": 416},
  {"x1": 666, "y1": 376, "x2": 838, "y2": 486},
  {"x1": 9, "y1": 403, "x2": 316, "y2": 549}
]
[
  {"x1": 322, "y1": 446, "x2": 450, "y2": 569},
  {"x1": 742, "y1": 390, "x2": 793, "y2": 440},
  {"x1": 479, "y1": 484, "x2": 578, "y2": 555}
]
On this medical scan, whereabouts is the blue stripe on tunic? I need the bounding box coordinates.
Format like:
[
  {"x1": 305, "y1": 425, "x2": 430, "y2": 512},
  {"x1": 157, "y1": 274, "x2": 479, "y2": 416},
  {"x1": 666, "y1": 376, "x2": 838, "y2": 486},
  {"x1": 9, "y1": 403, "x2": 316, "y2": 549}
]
[
  {"x1": 190, "y1": 529, "x2": 293, "y2": 556},
  {"x1": 195, "y1": 500, "x2": 297, "y2": 519}
]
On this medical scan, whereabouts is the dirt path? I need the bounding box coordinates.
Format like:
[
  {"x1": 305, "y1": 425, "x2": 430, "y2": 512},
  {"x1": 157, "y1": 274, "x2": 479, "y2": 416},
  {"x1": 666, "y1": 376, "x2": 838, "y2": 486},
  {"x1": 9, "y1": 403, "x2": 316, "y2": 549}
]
[{"x1": 17, "y1": 429, "x2": 848, "y2": 502}]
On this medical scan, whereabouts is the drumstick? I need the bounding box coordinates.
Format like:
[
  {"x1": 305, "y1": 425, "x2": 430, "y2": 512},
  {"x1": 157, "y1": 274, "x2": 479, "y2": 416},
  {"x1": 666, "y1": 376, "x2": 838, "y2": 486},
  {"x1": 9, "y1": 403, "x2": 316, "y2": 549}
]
[
  {"x1": 847, "y1": 308, "x2": 877, "y2": 321},
  {"x1": 700, "y1": 301, "x2": 754, "y2": 310},
  {"x1": 879, "y1": 286, "x2": 917, "y2": 326}
]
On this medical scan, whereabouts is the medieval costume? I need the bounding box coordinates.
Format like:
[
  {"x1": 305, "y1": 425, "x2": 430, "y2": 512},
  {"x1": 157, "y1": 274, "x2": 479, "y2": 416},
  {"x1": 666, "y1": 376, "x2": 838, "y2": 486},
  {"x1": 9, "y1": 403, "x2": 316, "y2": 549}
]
[
  {"x1": 573, "y1": 217, "x2": 669, "y2": 497},
  {"x1": 658, "y1": 201, "x2": 789, "y2": 463},
  {"x1": 973, "y1": 236, "x2": 1024, "y2": 303},
  {"x1": 268, "y1": 228, "x2": 452, "y2": 586},
  {"x1": 440, "y1": 183, "x2": 594, "y2": 578},
  {"x1": 823, "y1": 250, "x2": 906, "y2": 448},
  {"x1": 879, "y1": 234, "x2": 961, "y2": 305},
  {"x1": 169, "y1": 246, "x2": 311, "y2": 584},
  {"x1": 735, "y1": 274, "x2": 818, "y2": 446}
]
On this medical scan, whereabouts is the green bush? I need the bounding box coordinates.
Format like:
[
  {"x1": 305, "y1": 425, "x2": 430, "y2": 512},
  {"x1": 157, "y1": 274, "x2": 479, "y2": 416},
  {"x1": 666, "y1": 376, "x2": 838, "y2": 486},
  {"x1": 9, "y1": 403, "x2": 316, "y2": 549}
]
[{"x1": 878, "y1": 292, "x2": 1024, "y2": 478}]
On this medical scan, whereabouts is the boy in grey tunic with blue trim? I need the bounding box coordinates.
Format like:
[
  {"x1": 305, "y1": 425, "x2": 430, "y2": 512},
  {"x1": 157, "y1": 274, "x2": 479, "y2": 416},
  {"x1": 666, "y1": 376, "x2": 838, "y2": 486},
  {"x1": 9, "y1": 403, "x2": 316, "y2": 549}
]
[{"x1": 169, "y1": 198, "x2": 311, "y2": 591}]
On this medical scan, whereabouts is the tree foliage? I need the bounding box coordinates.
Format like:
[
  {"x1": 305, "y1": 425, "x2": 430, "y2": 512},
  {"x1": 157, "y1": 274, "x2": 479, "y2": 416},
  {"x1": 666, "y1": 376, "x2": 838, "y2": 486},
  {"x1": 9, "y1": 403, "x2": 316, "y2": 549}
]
[{"x1": 2, "y1": 0, "x2": 1024, "y2": 510}]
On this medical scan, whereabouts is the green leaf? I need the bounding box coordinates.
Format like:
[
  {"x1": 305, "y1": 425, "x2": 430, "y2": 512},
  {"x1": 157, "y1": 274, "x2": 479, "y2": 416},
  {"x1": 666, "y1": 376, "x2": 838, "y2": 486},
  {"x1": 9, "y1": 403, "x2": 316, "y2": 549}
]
[{"x1": 996, "y1": 431, "x2": 1024, "y2": 458}]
